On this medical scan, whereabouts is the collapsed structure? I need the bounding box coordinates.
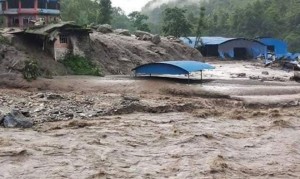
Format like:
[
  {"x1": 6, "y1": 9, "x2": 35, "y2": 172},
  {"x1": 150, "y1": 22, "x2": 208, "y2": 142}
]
[
  {"x1": 20, "y1": 22, "x2": 91, "y2": 60},
  {"x1": 0, "y1": 1, "x2": 92, "y2": 60}
]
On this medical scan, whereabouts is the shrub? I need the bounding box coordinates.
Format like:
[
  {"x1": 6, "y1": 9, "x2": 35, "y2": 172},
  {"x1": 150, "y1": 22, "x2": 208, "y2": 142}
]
[
  {"x1": 22, "y1": 60, "x2": 40, "y2": 81},
  {"x1": 60, "y1": 54, "x2": 103, "y2": 76},
  {"x1": 0, "y1": 35, "x2": 10, "y2": 44}
]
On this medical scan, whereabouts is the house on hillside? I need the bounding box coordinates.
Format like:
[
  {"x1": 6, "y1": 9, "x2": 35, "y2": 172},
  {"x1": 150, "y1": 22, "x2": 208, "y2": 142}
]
[
  {"x1": 181, "y1": 36, "x2": 267, "y2": 59},
  {"x1": 0, "y1": 0, "x2": 61, "y2": 28},
  {"x1": 13, "y1": 22, "x2": 91, "y2": 60}
]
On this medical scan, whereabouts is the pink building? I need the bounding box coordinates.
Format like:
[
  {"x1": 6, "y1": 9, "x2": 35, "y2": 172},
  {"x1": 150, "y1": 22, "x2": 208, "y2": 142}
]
[{"x1": 0, "y1": 0, "x2": 60, "y2": 28}]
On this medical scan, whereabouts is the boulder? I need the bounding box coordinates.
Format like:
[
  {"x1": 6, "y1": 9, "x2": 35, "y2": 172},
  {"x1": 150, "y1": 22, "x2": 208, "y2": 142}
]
[
  {"x1": 97, "y1": 24, "x2": 113, "y2": 34},
  {"x1": 151, "y1": 34, "x2": 161, "y2": 44},
  {"x1": 134, "y1": 30, "x2": 152, "y2": 38},
  {"x1": 114, "y1": 29, "x2": 131, "y2": 36},
  {"x1": 47, "y1": 93, "x2": 63, "y2": 100},
  {"x1": 141, "y1": 34, "x2": 152, "y2": 41},
  {"x1": 166, "y1": 36, "x2": 182, "y2": 43},
  {"x1": 2, "y1": 110, "x2": 33, "y2": 128}
]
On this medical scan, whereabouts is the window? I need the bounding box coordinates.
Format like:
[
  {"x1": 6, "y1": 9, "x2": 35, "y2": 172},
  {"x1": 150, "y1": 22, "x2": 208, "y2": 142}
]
[
  {"x1": 8, "y1": 0, "x2": 18, "y2": 8},
  {"x1": 59, "y1": 35, "x2": 68, "y2": 44}
]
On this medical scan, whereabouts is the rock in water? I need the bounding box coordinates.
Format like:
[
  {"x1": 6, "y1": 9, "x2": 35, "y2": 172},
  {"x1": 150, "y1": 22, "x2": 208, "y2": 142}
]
[
  {"x1": 0, "y1": 113, "x2": 5, "y2": 124},
  {"x1": 151, "y1": 34, "x2": 161, "y2": 44},
  {"x1": 3, "y1": 110, "x2": 33, "y2": 128},
  {"x1": 262, "y1": 71, "x2": 269, "y2": 75},
  {"x1": 97, "y1": 24, "x2": 113, "y2": 34}
]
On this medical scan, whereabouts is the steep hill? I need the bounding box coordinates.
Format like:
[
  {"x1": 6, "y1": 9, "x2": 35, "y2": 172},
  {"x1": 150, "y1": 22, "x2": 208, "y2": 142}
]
[{"x1": 87, "y1": 32, "x2": 202, "y2": 75}]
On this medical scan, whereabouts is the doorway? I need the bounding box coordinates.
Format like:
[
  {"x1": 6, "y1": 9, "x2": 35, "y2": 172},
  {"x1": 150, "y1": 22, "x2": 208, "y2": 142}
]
[
  {"x1": 234, "y1": 48, "x2": 247, "y2": 59},
  {"x1": 267, "y1": 45, "x2": 275, "y2": 52}
]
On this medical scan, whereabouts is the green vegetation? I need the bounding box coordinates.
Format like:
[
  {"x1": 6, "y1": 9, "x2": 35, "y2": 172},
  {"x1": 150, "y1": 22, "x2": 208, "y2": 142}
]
[
  {"x1": 194, "y1": 6, "x2": 206, "y2": 48},
  {"x1": 111, "y1": 7, "x2": 133, "y2": 30},
  {"x1": 22, "y1": 60, "x2": 40, "y2": 81},
  {"x1": 0, "y1": 35, "x2": 10, "y2": 44},
  {"x1": 59, "y1": 0, "x2": 300, "y2": 51},
  {"x1": 60, "y1": 0, "x2": 133, "y2": 29},
  {"x1": 128, "y1": 11, "x2": 150, "y2": 32},
  {"x1": 61, "y1": 0, "x2": 99, "y2": 25},
  {"x1": 60, "y1": 54, "x2": 103, "y2": 76},
  {"x1": 162, "y1": 7, "x2": 192, "y2": 38},
  {"x1": 142, "y1": 0, "x2": 300, "y2": 52},
  {"x1": 99, "y1": 0, "x2": 113, "y2": 24}
]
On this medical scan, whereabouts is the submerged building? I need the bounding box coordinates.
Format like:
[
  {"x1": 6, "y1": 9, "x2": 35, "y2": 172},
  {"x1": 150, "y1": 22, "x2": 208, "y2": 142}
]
[{"x1": 0, "y1": 0, "x2": 60, "y2": 28}]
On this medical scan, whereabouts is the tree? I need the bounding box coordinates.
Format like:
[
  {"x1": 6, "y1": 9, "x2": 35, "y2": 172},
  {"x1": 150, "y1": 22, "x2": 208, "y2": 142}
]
[
  {"x1": 162, "y1": 7, "x2": 192, "y2": 38},
  {"x1": 111, "y1": 7, "x2": 132, "y2": 30},
  {"x1": 194, "y1": 6, "x2": 206, "y2": 48},
  {"x1": 128, "y1": 11, "x2": 150, "y2": 32},
  {"x1": 61, "y1": 0, "x2": 99, "y2": 25},
  {"x1": 99, "y1": 0, "x2": 112, "y2": 24}
]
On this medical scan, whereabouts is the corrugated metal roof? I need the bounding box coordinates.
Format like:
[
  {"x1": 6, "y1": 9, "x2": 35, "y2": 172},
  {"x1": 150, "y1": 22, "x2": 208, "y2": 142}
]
[
  {"x1": 160, "y1": 61, "x2": 215, "y2": 72},
  {"x1": 133, "y1": 61, "x2": 215, "y2": 75},
  {"x1": 201, "y1": 37, "x2": 235, "y2": 45},
  {"x1": 180, "y1": 36, "x2": 235, "y2": 47},
  {"x1": 257, "y1": 37, "x2": 288, "y2": 57},
  {"x1": 24, "y1": 21, "x2": 78, "y2": 35},
  {"x1": 180, "y1": 37, "x2": 197, "y2": 47}
]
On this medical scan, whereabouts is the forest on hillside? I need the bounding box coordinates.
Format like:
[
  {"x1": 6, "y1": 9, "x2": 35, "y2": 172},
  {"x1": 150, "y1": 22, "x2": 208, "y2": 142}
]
[
  {"x1": 60, "y1": 0, "x2": 300, "y2": 52},
  {"x1": 142, "y1": 0, "x2": 300, "y2": 52}
]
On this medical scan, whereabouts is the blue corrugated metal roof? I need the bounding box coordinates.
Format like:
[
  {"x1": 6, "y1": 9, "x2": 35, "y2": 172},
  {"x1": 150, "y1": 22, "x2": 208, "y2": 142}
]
[
  {"x1": 180, "y1": 36, "x2": 235, "y2": 48},
  {"x1": 201, "y1": 37, "x2": 235, "y2": 45},
  {"x1": 257, "y1": 37, "x2": 288, "y2": 57},
  {"x1": 132, "y1": 61, "x2": 215, "y2": 75},
  {"x1": 160, "y1": 61, "x2": 215, "y2": 72}
]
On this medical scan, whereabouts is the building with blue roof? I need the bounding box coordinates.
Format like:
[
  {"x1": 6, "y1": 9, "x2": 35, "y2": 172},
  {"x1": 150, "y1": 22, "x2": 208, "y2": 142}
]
[
  {"x1": 218, "y1": 38, "x2": 267, "y2": 59},
  {"x1": 181, "y1": 36, "x2": 267, "y2": 59}
]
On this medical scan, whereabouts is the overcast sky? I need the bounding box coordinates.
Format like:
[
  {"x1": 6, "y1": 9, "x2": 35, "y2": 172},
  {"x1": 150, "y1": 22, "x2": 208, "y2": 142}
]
[{"x1": 111, "y1": 0, "x2": 151, "y2": 14}]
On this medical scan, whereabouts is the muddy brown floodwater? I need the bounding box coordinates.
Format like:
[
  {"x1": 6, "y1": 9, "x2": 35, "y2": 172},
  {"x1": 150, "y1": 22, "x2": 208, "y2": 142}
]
[{"x1": 0, "y1": 61, "x2": 300, "y2": 179}]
